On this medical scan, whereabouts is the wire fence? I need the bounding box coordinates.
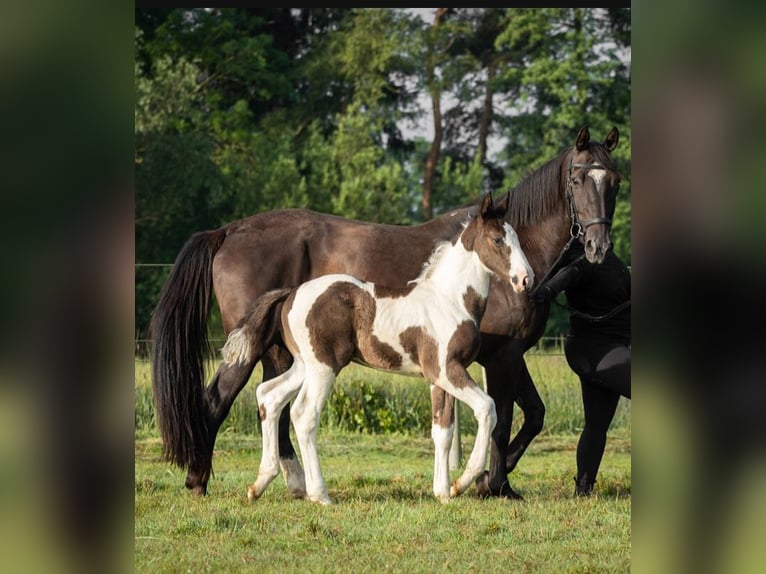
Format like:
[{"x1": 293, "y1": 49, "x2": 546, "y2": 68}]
[{"x1": 135, "y1": 261, "x2": 627, "y2": 358}]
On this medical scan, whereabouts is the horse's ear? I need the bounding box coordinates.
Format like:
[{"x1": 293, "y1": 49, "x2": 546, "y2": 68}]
[
  {"x1": 494, "y1": 190, "x2": 510, "y2": 218},
  {"x1": 575, "y1": 126, "x2": 590, "y2": 151},
  {"x1": 480, "y1": 192, "x2": 494, "y2": 219},
  {"x1": 604, "y1": 127, "x2": 619, "y2": 152}
]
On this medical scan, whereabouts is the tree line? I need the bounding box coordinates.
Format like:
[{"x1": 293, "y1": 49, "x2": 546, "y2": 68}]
[{"x1": 135, "y1": 7, "x2": 631, "y2": 343}]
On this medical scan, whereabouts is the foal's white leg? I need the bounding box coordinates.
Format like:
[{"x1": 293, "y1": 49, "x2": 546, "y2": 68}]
[
  {"x1": 248, "y1": 359, "x2": 305, "y2": 500},
  {"x1": 430, "y1": 384, "x2": 454, "y2": 504},
  {"x1": 438, "y1": 365, "x2": 497, "y2": 498},
  {"x1": 290, "y1": 364, "x2": 336, "y2": 505}
]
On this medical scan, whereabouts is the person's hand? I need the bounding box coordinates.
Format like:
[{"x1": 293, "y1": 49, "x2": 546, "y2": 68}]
[{"x1": 531, "y1": 284, "x2": 553, "y2": 303}]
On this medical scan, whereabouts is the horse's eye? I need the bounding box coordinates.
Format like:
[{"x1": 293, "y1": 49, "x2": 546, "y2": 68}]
[{"x1": 493, "y1": 237, "x2": 504, "y2": 247}]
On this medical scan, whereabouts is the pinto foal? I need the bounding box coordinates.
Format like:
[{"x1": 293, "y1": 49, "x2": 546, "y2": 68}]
[{"x1": 222, "y1": 193, "x2": 534, "y2": 504}]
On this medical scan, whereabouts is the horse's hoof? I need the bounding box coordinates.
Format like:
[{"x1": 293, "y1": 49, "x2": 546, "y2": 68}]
[
  {"x1": 497, "y1": 480, "x2": 524, "y2": 500},
  {"x1": 475, "y1": 473, "x2": 524, "y2": 500},
  {"x1": 308, "y1": 495, "x2": 332, "y2": 506},
  {"x1": 185, "y1": 478, "x2": 208, "y2": 496},
  {"x1": 475, "y1": 471, "x2": 490, "y2": 499},
  {"x1": 188, "y1": 484, "x2": 207, "y2": 496},
  {"x1": 246, "y1": 485, "x2": 260, "y2": 501}
]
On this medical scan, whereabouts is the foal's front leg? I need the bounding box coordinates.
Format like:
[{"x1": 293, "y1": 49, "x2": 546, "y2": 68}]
[{"x1": 439, "y1": 362, "x2": 497, "y2": 499}]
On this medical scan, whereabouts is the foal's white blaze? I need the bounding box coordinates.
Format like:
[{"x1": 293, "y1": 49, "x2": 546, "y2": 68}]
[{"x1": 503, "y1": 222, "x2": 534, "y2": 291}]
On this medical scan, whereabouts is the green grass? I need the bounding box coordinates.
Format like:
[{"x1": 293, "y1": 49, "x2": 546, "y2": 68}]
[
  {"x1": 135, "y1": 354, "x2": 630, "y2": 572},
  {"x1": 136, "y1": 431, "x2": 630, "y2": 573}
]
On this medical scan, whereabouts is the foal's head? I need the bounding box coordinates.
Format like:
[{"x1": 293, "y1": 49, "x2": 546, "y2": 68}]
[{"x1": 463, "y1": 193, "x2": 534, "y2": 293}]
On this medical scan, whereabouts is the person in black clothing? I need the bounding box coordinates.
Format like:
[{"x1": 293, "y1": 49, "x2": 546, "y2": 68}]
[{"x1": 533, "y1": 242, "x2": 631, "y2": 496}]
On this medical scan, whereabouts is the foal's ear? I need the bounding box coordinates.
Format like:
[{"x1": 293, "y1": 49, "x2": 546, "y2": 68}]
[
  {"x1": 575, "y1": 126, "x2": 590, "y2": 151},
  {"x1": 603, "y1": 126, "x2": 619, "y2": 152},
  {"x1": 494, "y1": 190, "x2": 510, "y2": 218},
  {"x1": 480, "y1": 192, "x2": 495, "y2": 220}
]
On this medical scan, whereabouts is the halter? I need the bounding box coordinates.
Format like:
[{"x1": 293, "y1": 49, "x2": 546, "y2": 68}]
[{"x1": 565, "y1": 158, "x2": 613, "y2": 238}]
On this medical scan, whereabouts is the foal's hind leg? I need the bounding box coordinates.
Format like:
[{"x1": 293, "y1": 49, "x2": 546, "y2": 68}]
[
  {"x1": 248, "y1": 359, "x2": 306, "y2": 500},
  {"x1": 264, "y1": 345, "x2": 307, "y2": 498},
  {"x1": 290, "y1": 364, "x2": 336, "y2": 505},
  {"x1": 430, "y1": 384, "x2": 455, "y2": 503}
]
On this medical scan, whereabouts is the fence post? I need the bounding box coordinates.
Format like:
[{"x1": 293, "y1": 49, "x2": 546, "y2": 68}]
[{"x1": 449, "y1": 400, "x2": 461, "y2": 470}]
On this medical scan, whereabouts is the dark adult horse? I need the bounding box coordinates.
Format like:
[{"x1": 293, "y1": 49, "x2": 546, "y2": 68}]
[{"x1": 150, "y1": 126, "x2": 621, "y2": 498}]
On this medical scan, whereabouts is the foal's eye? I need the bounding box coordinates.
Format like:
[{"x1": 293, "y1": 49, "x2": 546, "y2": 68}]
[{"x1": 493, "y1": 237, "x2": 504, "y2": 247}]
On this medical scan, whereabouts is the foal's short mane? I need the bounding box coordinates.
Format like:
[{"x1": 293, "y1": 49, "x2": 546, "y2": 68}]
[
  {"x1": 411, "y1": 218, "x2": 473, "y2": 285},
  {"x1": 504, "y1": 142, "x2": 617, "y2": 229}
]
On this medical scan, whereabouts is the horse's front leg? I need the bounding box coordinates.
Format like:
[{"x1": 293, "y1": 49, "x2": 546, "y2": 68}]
[{"x1": 475, "y1": 349, "x2": 525, "y2": 500}]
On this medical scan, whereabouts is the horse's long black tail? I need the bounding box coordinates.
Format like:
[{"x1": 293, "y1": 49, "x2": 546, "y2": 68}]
[{"x1": 149, "y1": 228, "x2": 226, "y2": 470}]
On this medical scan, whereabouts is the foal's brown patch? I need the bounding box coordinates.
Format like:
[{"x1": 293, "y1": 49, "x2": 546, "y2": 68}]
[
  {"x1": 399, "y1": 326, "x2": 440, "y2": 380},
  {"x1": 462, "y1": 286, "x2": 487, "y2": 320},
  {"x1": 305, "y1": 282, "x2": 402, "y2": 372},
  {"x1": 445, "y1": 320, "x2": 481, "y2": 389},
  {"x1": 431, "y1": 385, "x2": 452, "y2": 428}
]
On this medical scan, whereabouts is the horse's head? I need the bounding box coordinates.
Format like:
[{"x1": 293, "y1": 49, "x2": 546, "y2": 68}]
[
  {"x1": 567, "y1": 126, "x2": 621, "y2": 263},
  {"x1": 469, "y1": 192, "x2": 534, "y2": 293}
]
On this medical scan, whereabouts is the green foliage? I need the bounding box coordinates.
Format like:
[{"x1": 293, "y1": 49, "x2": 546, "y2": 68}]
[
  {"x1": 135, "y1": 8, "x2": 632, "y2": 340},
  {"x1": 135, "y1": 355, "x2": 630, "y2": 438}
]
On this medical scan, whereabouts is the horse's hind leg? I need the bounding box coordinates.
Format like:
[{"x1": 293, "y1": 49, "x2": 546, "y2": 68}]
[
  {"x1": 504, "y1": 359, "x2": 545, "y2": 475},
  {"x1": 185, "y1": 358, "x2": 257, "y2": 495},
  {"x1": 290, "y1": 365, "x2": 336, "y2": 505},
  {"x1": 248, "y1": 359, "x2": 306, "y2": 500}
]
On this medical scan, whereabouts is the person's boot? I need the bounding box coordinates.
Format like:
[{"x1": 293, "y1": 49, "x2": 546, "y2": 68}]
[{"x1": 574, "y1": 473, "x2": 595, "y2": 496}]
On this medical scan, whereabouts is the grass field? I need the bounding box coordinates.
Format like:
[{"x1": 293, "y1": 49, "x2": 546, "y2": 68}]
[{"x1": 135, "y1": 354, "x2": 631, "y2": 572}]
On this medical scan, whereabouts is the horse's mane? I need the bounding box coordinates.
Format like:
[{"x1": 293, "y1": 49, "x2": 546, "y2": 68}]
[
  {"x1": 503, "y1": 141, "x2": 617, "y2": 228},
  {"x1": 505, "y1": 152, "x2": 566, "y2": 228}
]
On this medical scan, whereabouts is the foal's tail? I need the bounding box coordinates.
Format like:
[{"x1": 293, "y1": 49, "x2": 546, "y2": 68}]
[
  {"x1": 149, "y1": 228, "x2": 226, "y2": 470},
  {"x1": 221, "y1": 288, "x2": 293, "y2": 367}
]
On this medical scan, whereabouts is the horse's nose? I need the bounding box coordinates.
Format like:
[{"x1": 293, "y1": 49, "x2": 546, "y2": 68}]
[
  {"x1": 523, "y1": 274, "x2": 532, "y2": 290},
  {"x1": 586, "y1": 238, "x2": 606, "y2": 263}
]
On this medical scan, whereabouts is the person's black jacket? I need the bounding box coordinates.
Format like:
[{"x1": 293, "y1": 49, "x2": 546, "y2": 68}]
[{"x1": 534, "y1": 246, "x2": 630, "y2": 344}]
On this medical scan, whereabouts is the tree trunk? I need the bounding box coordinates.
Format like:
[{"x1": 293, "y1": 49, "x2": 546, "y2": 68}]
[
  {"x1": 422, "y1": 8, "x2": 448, "y2": 221},
  {"x1": 477, "y1": 58, "x2": 496, "y2": 166}
]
